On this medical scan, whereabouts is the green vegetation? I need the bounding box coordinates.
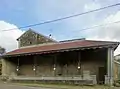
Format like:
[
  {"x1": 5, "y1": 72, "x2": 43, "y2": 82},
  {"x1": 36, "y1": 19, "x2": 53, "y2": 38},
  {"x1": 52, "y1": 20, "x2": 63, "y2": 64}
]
[{"x1": 13, "y1": 82, "x2": 116, "y2": 89}]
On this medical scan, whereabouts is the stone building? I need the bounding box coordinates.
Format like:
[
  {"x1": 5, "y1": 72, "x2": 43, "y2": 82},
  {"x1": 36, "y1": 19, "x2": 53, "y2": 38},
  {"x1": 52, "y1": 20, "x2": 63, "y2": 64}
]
[
  {"x1": 17, "y1": 29, "x2": 57, "y2": 48},
  {"x1": 1, "y1": 29, "x2": 120, "y2": 85},
  {"x1": 114, "y1": 60, "x2": 120, "y2": 80}
]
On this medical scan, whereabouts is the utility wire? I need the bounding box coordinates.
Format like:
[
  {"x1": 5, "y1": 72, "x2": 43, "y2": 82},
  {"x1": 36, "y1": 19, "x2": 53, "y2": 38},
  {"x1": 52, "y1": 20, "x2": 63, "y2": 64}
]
[
  {"x1": 59, "y1": 20, "x2": 120, "y2": 37},
  {"x1": 73, "y1": 20, "x2": 120, "y2": 32},
  {"x1": 1, "y1": 2, "x2": 120, "y2": 31}
]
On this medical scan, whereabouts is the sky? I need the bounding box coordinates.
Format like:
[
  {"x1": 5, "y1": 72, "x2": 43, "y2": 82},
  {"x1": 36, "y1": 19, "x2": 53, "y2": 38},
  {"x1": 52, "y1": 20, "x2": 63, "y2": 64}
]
[{"x1": 0, "y1": 0, "x2": 120, "y2": 55}]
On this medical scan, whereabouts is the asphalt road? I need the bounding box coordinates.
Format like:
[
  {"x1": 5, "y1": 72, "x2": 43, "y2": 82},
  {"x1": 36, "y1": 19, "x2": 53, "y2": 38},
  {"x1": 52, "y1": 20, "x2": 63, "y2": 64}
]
[{"x1": 0, "y1": 83, "x2": 54, "y2": 89}]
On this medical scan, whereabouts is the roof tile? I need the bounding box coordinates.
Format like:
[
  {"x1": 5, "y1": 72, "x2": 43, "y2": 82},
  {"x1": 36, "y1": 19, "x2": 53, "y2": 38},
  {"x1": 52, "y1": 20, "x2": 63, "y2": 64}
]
[{"x1": 5, "y1": 40, "x2": 119, "y2": 56}]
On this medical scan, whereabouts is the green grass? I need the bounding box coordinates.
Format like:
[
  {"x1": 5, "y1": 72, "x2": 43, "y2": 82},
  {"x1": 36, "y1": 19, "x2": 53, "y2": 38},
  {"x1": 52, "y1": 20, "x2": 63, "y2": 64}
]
[{"x1": 12, "y1": 82, "x2": 116, "y2": 89}]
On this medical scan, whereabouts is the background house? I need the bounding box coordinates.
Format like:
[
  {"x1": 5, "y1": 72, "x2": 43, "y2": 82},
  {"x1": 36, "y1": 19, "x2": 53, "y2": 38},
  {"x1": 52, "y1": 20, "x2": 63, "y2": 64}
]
[
  {"x1": 115, "y1": 54, "x2": 120, "y2": 61},
  {"x1": 114, "y1": 55, "x2": 120, "y2": 80}
]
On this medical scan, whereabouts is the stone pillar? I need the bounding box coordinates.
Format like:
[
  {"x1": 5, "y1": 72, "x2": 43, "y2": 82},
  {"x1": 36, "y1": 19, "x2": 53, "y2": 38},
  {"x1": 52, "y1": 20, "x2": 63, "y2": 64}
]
[
  {"x1": 1, "y1": 58, "x2": 7, "y2": 76},
  {"x1": 106, "y1": 48, "x2": 114, "y2": 85}
]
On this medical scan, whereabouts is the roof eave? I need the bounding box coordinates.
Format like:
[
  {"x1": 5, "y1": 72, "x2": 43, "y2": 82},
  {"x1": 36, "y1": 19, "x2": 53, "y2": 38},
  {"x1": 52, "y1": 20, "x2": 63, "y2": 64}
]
[{"x1": 4, "y1": 44, "x2": 118, "y2": 57}]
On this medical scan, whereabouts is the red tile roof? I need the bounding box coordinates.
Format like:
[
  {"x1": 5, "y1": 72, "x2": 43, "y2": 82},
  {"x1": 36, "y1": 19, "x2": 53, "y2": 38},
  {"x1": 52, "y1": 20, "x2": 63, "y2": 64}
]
[{"x1": 4, "y1": 40, "x2": 119, "y2": 56}]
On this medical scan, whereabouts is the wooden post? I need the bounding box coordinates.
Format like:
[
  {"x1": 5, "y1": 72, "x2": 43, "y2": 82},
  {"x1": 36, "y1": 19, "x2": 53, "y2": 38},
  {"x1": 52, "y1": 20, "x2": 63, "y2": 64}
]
[
  {"x1": 53, "y1": 54, "x2": 57, "y2": 76},
  {"x1": 66, "y1": 64, "x2": 68, "y2": 76},
  {"x1": 33, "y1": 55, "x2": 37, "y2": 76},
  {"x1": 16, "y1": 58, "x2": 20, "y2": 75},
  {"x1": 33, "y1": 55, "x2": 37, "y2": 83},
  {"x1": 78, "y1": 51, "x2": 81, "y2": 75}
]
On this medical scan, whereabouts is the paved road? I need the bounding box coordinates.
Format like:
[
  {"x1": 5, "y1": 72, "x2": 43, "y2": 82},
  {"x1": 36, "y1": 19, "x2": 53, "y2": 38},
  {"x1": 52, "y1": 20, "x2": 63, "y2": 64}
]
[{"x1": 0, "y1": 83, "x2": 54, "y2": 89}]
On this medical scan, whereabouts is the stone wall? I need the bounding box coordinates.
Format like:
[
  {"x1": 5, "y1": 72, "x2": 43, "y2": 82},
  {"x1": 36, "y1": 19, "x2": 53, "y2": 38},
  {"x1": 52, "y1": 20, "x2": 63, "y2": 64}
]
[
  {"x1": 81, "y1": 48, "x2": 107, "y2": 83},
  {"x1": 18, "y1": 30, "x2": 55, "y2": 48},
  {"x1": 2, "y1": 48, "x2": 107, "y2": 84},
  {"x1": 2, "y1": 59, "x2": 17, "y2": 76},
  {"x1": 19, "y1": 64, "x2": 78, "y2": 76},
  {"x1": 17, "y1": 49, "x2": 106, "y2": 78},
  {"x1": 20, "y1": 65, "x2": 35, "y2": 76}
]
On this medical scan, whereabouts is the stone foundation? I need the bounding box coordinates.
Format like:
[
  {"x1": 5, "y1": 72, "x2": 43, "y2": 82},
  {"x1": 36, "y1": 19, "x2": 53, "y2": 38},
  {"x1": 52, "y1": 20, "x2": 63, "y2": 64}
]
[{"x1": 7, "y1": 75, "x2": 97, "y2": 85}]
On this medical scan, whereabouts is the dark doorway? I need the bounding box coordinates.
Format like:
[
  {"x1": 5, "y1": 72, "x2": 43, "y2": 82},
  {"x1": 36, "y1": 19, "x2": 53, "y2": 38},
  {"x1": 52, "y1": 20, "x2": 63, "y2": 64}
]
[{"x1": 98, "y1": 67, "x2": 106, "y2": 84}]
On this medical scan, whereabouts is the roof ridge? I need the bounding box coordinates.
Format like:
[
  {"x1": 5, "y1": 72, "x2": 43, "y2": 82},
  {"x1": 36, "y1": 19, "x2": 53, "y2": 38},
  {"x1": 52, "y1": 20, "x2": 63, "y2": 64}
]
[
  {"x1": 86, "y1": 39, "x2": 120, "y2": 43},
  {"x1": 19, "y1": 39, "x2": 86, "y2": 49},
  {"x1": 60, "y1": 38, "x2": 85, "y2": 42},
  {"x1": 17, "y1": 39, "x2": 119, "y2": 50}
]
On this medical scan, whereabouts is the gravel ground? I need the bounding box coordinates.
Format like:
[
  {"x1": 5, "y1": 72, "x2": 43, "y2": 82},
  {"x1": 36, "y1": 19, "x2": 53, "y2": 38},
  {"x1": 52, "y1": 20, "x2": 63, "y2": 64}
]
[
  {"x1": 0, "y1": 82, "x2": 119, "y2": 89},
  {"x1": 0, "y1": 83, "x2": 53, "y2": 89}
]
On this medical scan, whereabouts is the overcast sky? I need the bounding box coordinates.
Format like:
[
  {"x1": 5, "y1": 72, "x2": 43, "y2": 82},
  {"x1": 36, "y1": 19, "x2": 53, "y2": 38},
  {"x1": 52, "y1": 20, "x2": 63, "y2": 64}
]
[{"x1": 0, "y1": 0, "x2": 120, "y2": 55}]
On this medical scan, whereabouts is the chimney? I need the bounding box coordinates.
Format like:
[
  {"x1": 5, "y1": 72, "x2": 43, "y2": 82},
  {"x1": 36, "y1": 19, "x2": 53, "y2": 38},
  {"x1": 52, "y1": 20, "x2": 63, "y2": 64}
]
[{"x1": 49, "y1": 34, "x2": 52, "y2": 38}]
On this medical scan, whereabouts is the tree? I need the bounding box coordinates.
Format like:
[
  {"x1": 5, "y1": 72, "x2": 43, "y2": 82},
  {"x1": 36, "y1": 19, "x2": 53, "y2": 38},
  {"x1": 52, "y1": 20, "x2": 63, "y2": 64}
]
[{"x1": 0, "y1": 46, "x2": 6, "y2": 55}]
